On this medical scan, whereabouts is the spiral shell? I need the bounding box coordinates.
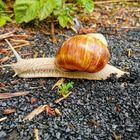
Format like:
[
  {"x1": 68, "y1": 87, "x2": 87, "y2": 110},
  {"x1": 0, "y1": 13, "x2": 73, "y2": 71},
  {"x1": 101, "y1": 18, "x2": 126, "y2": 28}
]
[{"x1": 55, "y1": 34, "x2": 110, "y2": 73}]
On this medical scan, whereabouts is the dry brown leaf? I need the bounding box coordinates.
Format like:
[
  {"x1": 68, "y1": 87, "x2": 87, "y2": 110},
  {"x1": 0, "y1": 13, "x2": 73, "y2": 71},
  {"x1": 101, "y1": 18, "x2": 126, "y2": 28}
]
[
  {"x1": 0, "y1": 91, "x2": 29, "y2": 99},
  {"x1": 30, "y1": 97, "x2": 36, "y2": 104},
  {"x1": 3, "y1": 108, "x2": 16, "y2": 115},
  {"x1": 24, "y1": 105, "x2": 46, "y2": 121},
  {"x1": 44, "y1": 105, "x2": 56, "y2": 116},
  {"x1": 24, "y1": 105, "x2": 56, "y2": 121},
  {"x1": 52, "y1": 78, "x2": 65, "y2": 90}
]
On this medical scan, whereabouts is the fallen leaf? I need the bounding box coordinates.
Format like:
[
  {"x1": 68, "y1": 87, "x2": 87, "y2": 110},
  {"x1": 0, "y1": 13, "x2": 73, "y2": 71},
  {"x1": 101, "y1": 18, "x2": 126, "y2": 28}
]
[
  {"x1": 52, "y1": 78, "x2": 65, "y2": 90},
  {"x1": 24, "y1": 105, "x2": 56, "y2": 121},
  {"x1": 115, "y1": 104, "x2": 121, "y2": 112},
  {"x1": 0, "y1": 91, "x2": 29, "y2": 99},
  {"x1": 24, "y1": 105, "x2": 46, "y2": 121},
  {"x1": 30, "y1": 97, "x2": 36, "y2": 104},
  {"x1": 44, "y1": 105, "x2": 56, "y2": 116},
  {"x1": 3, "y1": 108, "x2": 16, "y2": 115}
]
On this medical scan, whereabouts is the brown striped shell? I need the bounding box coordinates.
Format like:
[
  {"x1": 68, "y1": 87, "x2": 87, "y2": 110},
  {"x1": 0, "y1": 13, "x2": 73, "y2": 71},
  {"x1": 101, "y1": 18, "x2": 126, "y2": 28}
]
[{"x1": 55, "y1": 34, "x2": 110, "y2": 73}]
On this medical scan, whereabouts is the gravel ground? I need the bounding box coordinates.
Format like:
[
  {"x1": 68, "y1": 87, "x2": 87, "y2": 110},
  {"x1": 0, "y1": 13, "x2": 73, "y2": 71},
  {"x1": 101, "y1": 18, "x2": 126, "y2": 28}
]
[{"x1": 0, "y1": 28, "x2": 140, "y2": 140}]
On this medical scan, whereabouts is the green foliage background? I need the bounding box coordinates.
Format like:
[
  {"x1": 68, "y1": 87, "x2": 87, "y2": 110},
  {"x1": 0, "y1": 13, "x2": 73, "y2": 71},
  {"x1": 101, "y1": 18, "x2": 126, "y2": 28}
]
[{"x1": 0, "y1": 0, "x2": 94, "y2": 27}]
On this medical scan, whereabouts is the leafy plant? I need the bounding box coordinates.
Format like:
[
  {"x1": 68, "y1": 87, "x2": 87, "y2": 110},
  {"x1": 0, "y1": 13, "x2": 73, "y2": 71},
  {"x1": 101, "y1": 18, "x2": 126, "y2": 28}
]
[
  {"x1": 0, "y1": 0, "x2": 12, "y2": 27},
  {"x1": 58, "y1": 81, "x2": 74, "y2": 98},
  {"x1": 13, "y1": 0, "x2": 94, "y2": 27},
  {"x1": 0, "y1": 0, "x2": 94, "y2": 27}
]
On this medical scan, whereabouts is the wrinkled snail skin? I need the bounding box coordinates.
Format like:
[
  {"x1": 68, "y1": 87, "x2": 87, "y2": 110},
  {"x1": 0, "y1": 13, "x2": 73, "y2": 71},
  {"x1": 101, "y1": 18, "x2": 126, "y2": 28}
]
[
  {"x1": 11, "y1": 58, "x2": 126, "y2": 80},
  {"x1": 55, "y1": 34, "x2": 110, "y2": 73},
  {"x1": 5, "y1": 34, "x2": 128, "y2": 80}
]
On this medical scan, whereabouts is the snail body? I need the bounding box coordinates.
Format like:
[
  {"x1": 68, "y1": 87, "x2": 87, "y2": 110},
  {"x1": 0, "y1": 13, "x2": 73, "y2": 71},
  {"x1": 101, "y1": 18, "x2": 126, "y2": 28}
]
[
  {"x1": 5, "y1": 33, "x2": 127, "y2": 80},
  {"x1": 55, "y1": 34, "x2": 110, "y2": 73}
]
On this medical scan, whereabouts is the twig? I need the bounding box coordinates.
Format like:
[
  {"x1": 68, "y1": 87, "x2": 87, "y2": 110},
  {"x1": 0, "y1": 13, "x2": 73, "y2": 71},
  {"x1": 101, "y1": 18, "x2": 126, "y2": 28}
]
[
  {"x1": 5, "y1": 42, "x2": 30, "y2": 51},
  {"x1": 59, "y1": 33, "x2": 70, "y2": 38},
  {"x1": 24, "y1": 105, "x2": 56, "y2": 121},
  {"x1": 0, "y1": 117, "x2": 7, "y2": 122},
  {"x1": 52, "y1": 78, "x2": 65, "y2": 90},
  {"x1": 0, "y1": 91, "x2": 29, "y2": 99},
  {"x1": 34, "y1": 129, "x2": 40, "y2": 140},
  {"x1": 0, "y1": 56, "x2": 10, "y2": 63},
  {"x1": 0, "y1": 64, "x2": 11, "y2": 68},
  {"x1": 3, "y1": 108, "x2": 16, "y2": 115},
  {"x1": 24, "y1": 105, "x2": 46, "y2": 121},
  {"x1": 54, "y1": 96, "x2": 66, "y2": 103},
  {"x1": 0, "y1": 31, "x2": 15, "y2": 41},
  {"x1": 51, "y1": 17, "x2": 57, "y2": 44},
  {"x1": 40, "y1": 29, "x2": 51, "y2": 35},
  {"x1": 94, "y1": 0, "x2": 135, "y2": 4},
  {"x1": 11, "y1": 34, "x2": 31, "y2": 40},
  {"x1": 10, "y1": 39, "x2": 29, "y2": 44},
  {"x1": 54, "y1": 92, "x2": 72, "y2": 104}
]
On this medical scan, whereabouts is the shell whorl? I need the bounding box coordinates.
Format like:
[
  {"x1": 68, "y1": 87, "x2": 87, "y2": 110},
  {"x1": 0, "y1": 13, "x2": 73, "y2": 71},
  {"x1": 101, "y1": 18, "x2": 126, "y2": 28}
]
[{"x1": 55, "y1": 34, "x2": 110, "y2": 73}]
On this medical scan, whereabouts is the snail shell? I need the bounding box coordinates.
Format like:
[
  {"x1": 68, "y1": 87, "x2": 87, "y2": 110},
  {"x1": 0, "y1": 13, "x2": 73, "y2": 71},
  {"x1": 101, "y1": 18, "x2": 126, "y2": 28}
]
[{"x1": 55, "y1": 34, "x2": 110, "y2": 73}]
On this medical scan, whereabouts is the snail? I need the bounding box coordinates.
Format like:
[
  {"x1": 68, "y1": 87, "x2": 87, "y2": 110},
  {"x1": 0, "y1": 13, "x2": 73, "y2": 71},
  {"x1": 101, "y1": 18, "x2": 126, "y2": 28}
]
[{"x1": 4, "y1": 33, "x2": 128, "y2": 80}]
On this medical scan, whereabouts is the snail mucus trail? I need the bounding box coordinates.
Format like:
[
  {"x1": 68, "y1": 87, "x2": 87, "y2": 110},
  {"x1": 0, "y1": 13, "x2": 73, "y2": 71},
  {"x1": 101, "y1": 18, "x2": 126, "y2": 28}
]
[{"x1": 4, "y1": 33, "x2": 128, "y2": 80}]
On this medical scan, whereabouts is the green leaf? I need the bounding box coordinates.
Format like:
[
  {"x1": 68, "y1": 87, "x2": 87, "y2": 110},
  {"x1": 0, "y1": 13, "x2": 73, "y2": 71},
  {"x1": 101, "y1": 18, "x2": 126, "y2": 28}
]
[
  {"x1": 58, "y1": 14, "x2": 73, "y2": 28},
  {"x1": 57, "y1": 5, "x2": 74, "y2": 28},
  {"x1": 0, "y1": 15, "x2": 12, "y2": 27},
  {"x1": 39, "y1": 0, "x2": 56, "y2": 20},
  {"x1": 14, "y1": 0, "x2": 40, "y2": 23},
  {"x1": 55, "y1": 0, "x2": 62, "y2": 7},
  {"x1": 58, "y1": 81, "x2": 74, "y2": 96},
  {"x1": 77, "y1": 0, "x2": 94, "y2": 13},
  {"x1": 0, "y1": 0, "x2": 6, "y2": 11}
]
